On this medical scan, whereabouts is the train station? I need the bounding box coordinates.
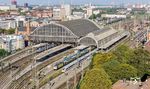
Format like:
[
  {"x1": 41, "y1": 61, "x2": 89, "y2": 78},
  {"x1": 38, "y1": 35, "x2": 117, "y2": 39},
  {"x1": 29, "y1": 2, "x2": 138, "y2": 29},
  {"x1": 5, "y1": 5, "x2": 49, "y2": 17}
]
[
  {"x1": 1, "y1": 1, "x2": 150, "y2": 89},
  {"x1": 30, "y1": 19, "x2": 129, "y2": 50}
]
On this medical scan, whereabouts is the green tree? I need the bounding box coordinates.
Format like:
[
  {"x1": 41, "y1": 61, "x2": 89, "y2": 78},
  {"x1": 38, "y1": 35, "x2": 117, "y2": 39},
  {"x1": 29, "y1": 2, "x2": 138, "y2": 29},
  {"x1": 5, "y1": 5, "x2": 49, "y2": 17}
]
[
  {"x1": 96, "y1": 13, "x2": 102, "y2": 18},
  {"x1": 81, "y1": 45, "x2": 150, "y2": 88},
  {"x1": 113, "y1": 45, "x2": 134, "y2": 63},
  {"x1": 18, "y1": 8, "x2": 23, "y2": 13},
  {"x1": 92, "y1": 52, "x2": 115, "y2": 68},
  {"x1": 20, "y1": 12, "x2": 26, "y2": 16},
  {"x1": 102, "y1": 60, "x2": 120, "y2": 83},
  {"x1": 128, "y1": 49, "x2": 150, "y2": 76},
  {"x1": 0, "y1": 28, "x2": 5, "y2": 34},
  {"x1": 80, "y1": 68, "x2": 112, "y2": 89},
  {"x1": 103, "y1": 63, "x2": 137, "y2": 83},
  {"x1": 0, "y1": 49, "x2": 9, "y2": 58},
  {"x1": 7, "y1": 28, "x2": 15, "y2": 34},
  {"x1": 115, "y1": 64, "x2": 137, "y2": 79},
  {"x1": 89, "y1": 14, "x2": 96, "y2": 19},
  {"x1": 0, "y1": 28, "x2": 15, "y2": 34}
]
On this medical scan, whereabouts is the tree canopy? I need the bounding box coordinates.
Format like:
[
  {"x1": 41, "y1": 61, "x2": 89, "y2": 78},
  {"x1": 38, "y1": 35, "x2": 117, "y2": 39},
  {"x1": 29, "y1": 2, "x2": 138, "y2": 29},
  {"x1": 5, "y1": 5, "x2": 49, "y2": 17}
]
[
  {"x1": 92, "y1": 52, "x2": 116, "y2": 68},
  {"x1": 89, "y1": 14, "x2": 97, "y2": 19},
  {"x1": 103, "y1": 62, "x2": 138, "y2": 83},
  {"x1": 80, "y1": 68, "x2": 112, "y2": 89},
  {"x1": 113, "y1": 45, "x2": 134, "y2": 63},
  {"x1": 0, "y1": 49, "x2": 9, "y2": 58},
  {"x1": 128, "y1": 49, "x2": 150, "y2": 76},
  {"x1": 80, "y1": 45, "x2": 150, "y2": 88},
  {"x1": 0, "y1": 28, "x2": 15, "y2": 34}
]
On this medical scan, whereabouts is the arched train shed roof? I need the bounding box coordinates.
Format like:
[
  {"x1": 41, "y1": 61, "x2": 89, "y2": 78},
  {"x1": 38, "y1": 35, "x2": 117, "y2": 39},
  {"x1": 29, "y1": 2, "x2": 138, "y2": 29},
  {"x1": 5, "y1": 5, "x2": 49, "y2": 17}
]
[
  {"x1": 30, "y1": 19, "x2": 101, "y2": 43},
  {"x1": 58, "y1": 19, "x2": 100, "y2": 37}
]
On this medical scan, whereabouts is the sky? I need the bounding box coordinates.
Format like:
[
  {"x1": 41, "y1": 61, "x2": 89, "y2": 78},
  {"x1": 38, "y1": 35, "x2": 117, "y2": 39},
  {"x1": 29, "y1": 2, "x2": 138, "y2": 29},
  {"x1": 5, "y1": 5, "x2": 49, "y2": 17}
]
[{"x1": 0, "y1": 0, "x2": 150, "y2": 5}]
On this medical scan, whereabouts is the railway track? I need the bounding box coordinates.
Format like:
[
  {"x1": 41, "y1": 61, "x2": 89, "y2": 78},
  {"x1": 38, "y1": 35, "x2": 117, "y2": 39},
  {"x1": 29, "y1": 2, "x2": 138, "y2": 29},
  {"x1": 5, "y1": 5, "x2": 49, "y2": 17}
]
[
  {"x1": 0, "y1": 52, "x2": 39, "y2": 89},
  {"x1": 0, "y1": 46, "x2": 32, "y2": 63},
  {"x1": 10, "y1": 49, "x2": 75, "y2": 89},
  {"x1": 0, "y1": 43, "x2": 51, "y2": 71},
  {"x1": 0, "y1": 43, "x2": 54, "y2": 89},
  {"x1": 0, "y1": 48, "x2": 33, "y2": 71}
]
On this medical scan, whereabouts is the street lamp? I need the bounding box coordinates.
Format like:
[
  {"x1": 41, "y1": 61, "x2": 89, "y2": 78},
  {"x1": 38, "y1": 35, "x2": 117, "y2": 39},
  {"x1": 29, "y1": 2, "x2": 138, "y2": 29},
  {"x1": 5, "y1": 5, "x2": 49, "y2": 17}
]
[
  {"x1": 81, "y1": 62, "x2": 84, "y2": 80},
  {"x1": 65, "y1": 72, "x2": 69, "y2": 89},
  {"x1": 48, "y1": 81, "x2": 52, "y2": 89},
  {"x1": 74, "y1": 67, "x2": 77, "y2": 89},
  {"x1": 0, "y1": 62, "x2": 5, "y2": 72}
]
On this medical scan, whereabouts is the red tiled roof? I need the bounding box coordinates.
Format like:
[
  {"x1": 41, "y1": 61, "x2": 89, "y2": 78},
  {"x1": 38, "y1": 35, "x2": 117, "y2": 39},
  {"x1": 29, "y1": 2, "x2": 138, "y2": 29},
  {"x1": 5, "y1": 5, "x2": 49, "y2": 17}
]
[
  {"x1": 142, "y1": 79, "x2": 150, "y2": 89},
  {"x1": 145, "y1": 41, "x2": 150, "y2": 52},
  {"x1": 112, "y1": 78, "x2": 150, "y2": 89}
]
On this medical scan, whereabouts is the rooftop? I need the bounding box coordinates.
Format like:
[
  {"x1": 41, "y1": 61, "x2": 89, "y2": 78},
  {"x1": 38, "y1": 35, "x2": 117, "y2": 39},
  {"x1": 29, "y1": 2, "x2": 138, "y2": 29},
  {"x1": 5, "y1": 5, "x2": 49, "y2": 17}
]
[
  {"x1": 112, "y1": 78, "x2": 150, "y2": 89},
  {"x1": 144, "y1": 41, "x2": 150, "y2": 52},
  {"x1": 59, "y1": 19, "x2": 100, "y2": 37}
]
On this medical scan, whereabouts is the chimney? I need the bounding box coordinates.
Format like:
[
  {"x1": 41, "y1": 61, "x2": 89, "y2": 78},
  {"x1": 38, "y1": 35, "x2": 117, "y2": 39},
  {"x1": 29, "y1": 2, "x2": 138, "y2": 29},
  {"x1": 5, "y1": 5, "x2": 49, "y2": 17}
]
[
  {"x1": 15, "y1": 27, "x2": 18, "y2": 35},
  {"x1": 26, "y1": 20, "x2": 31, "y2": 35}
]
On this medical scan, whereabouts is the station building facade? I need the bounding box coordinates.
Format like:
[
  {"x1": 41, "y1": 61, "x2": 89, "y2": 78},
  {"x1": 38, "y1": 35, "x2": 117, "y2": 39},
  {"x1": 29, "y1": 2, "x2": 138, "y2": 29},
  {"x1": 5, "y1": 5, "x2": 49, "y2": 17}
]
[{"x1": 30, "y1": 19, "x2": 129, "y2": 49}]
